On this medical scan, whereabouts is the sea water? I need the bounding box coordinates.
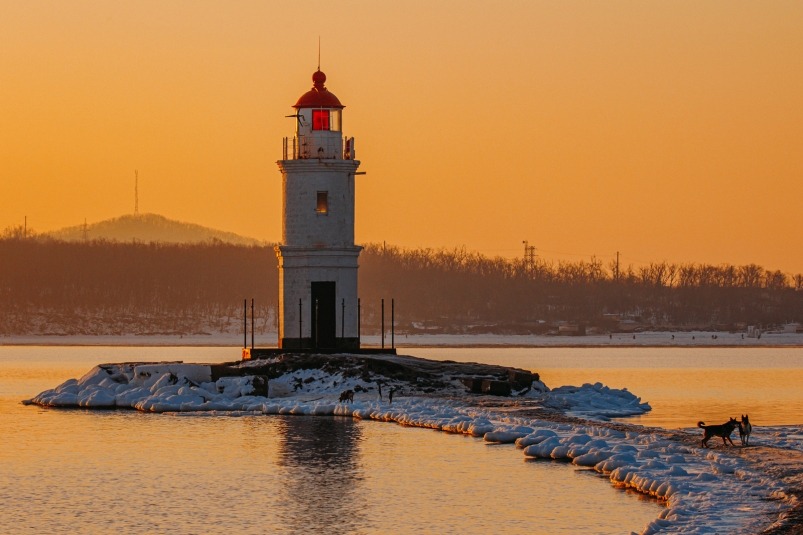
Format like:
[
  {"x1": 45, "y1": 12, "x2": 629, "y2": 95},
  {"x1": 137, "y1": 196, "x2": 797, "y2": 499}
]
[
  {"x1": 404, "y1": 347, "x2": 803, "y2": 428},
  {"x1": 5, "y1": 346, "x2": 802, "y2": 534}
]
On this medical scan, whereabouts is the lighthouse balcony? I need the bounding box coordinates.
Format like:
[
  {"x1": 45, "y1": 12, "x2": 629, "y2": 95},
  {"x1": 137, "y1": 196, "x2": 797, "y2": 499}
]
[{"x1": 283, "y1": 135, "x2": 356, "y2": 160}]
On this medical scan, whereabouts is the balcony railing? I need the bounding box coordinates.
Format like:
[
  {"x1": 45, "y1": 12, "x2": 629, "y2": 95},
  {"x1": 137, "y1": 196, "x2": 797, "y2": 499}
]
[{"x1": 282, "y1": 136, "x2": 355, "y2": 160}]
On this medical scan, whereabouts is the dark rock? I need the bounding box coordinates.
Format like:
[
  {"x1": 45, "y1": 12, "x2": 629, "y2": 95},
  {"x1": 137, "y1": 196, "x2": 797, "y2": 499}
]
[
  {"x1": 215, "y1": 352, "x2": 539, "y2": 398},
  {"x1": 482, "y1": 380, "x2": 512, "y2": 396},
  {"x1": 251, "y1": 375, "x2": 269, "y2": 397},
  {"x1": 508, "y1": 370, "x2": 537, "y2": 390},
  {"x1": 460, "y1": 377, "x2": 484, "y2": 393}
]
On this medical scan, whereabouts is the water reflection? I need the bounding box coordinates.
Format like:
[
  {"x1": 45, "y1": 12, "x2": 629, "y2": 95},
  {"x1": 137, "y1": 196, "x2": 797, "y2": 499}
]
[
  {"x1": 0, "y1": 349, "x2": 664, "y2": 534},
  {"x1": 275, "y1": 416, "x2": 368, "y2": 534}
]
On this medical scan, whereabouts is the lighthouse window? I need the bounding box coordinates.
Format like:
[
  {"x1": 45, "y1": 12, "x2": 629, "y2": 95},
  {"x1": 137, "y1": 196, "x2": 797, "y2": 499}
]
[
  {"x1": 330, "y1": 110, "x2": 341, "y2": 132},
  {"x1": 312, "y1": 110, "x2": 330, "y2": 131},
  {"x1": 317, "y1": 191, "x2": 328, "y2": 213}
]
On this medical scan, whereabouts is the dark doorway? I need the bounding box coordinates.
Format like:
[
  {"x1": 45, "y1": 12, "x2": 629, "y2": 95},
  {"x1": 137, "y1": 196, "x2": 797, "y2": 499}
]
[{"x1": 311, "y1": 281, "x2": 337, "y2": 348}]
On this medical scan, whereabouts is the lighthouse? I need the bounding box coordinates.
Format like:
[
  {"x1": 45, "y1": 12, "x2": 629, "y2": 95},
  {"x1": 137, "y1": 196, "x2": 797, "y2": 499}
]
[{"x1": 275, "y1": 69, "x2": 361, "y2": 350}]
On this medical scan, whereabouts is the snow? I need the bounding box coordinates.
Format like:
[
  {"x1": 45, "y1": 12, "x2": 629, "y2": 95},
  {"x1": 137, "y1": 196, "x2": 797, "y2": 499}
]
[
  {"x1": 23, "y1": 359, "x2": 798, "y2": 535},
  {"x1": 524, "y1": 381, "x2": 652, "y2": 419},
  {"x1": 25, "y1": 362, "x2": 650, "y2": 421},
  {"x1": 744, "y1": 424, "x2": 803, "y2": 453}
]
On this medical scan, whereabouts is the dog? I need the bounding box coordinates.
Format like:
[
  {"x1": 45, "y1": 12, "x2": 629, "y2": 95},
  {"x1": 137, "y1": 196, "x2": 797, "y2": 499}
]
[
  {"x1": 698, "y1": 418, "x2": 739, "y2": 448},
  {"x1": 339, "y1": 389, "x2": 354, "y2": 403},
  {"x1": 739, "y1": 415, "x2": 752, "y2": 446}
]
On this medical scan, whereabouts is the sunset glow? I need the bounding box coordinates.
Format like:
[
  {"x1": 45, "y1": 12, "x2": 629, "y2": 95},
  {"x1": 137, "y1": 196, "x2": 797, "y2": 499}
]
[{"x1": 1, "y1": 1, "x2": 801, "y2": 270}]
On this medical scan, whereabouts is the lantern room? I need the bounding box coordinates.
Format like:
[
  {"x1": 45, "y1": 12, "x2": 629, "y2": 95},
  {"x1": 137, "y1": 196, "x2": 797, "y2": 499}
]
[{"x1": 283, "y1": 70, "x2": 355, "y2": 160}]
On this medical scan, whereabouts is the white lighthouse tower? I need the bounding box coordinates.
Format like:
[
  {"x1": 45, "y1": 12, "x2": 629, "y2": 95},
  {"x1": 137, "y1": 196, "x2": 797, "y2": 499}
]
[{"x1": 275, "y1": 69, "x2": 361, "y2": 349}]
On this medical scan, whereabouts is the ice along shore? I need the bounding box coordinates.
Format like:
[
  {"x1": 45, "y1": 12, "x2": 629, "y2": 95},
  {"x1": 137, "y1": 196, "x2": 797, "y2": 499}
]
[{"x1": 24, "y1": 351, "x2": 801, "y2": 535}]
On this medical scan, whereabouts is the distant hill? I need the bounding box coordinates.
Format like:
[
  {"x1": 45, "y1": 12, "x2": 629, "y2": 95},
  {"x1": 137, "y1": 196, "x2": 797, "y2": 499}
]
[{"x1": 48, "y1": 214, "x2": 267, "y2": 245}]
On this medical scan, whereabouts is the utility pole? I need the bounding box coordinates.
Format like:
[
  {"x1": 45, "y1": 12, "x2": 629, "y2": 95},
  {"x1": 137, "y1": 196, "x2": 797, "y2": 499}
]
[
  {"x1": 615, "y1": 251, "x2": 620, "y2": 282},
  {"x1": 134, "y1": 170, "x2": 139, "y2": 216},
  {"x1": 24, "y1": 216, "x2": 26, "y2": 239},
  {"x1": 82, "y1": 218, "x2": 88, "y2": 242}
]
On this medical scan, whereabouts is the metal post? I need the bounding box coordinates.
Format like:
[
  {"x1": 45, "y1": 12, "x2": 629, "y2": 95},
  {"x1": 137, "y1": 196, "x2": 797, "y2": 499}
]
[
  {"x1": 251, "y1": 298, "x2": 255, "y2": 349},
  {"x1": 381, "y1": 299, "x2": 385, "y2": 349},
  {"x1": 391, "y1": 298, "x2": 395, "y2": 349},
  {"x1": 298, "y1": 298, "x2": 302, "y2": 349},
  {"x1": 341, "y1": 298, "x2": 345, "y2": 339},
  {"x1": 243, "y1": 299, "x2": 247, "y2": 349},
  {"x1": 357, "y1": 298, "x2": 361, "y2": 347},
  {"x1": 315, "y1": 299, "x2": 319, "y2": 348}
]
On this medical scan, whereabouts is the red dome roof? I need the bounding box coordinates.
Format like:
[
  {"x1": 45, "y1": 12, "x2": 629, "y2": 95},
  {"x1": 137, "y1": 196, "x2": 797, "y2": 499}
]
[{"x1": 293, "y1": 70, "x2": 344, "y2": 109}]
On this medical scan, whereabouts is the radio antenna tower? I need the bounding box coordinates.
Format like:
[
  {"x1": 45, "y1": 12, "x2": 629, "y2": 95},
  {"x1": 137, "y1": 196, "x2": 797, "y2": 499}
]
[
  {"x1": 134, "y1": 170, "x2": 139, "y2": 216},
  {"x1": 522, "y1": 240, "x2": 538, "y2": 276}
]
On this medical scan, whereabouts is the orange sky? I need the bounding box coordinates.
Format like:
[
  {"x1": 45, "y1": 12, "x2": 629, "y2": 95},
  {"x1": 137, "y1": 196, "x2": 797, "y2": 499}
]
[{"x1": 1, "y1": 1, "x2": 801, "y2": 271}]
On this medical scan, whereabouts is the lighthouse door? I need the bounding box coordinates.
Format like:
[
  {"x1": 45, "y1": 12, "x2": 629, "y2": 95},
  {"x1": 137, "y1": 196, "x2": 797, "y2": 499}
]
[{"x1": 310, "y1": 281, "x2": 337, "y2": 348}]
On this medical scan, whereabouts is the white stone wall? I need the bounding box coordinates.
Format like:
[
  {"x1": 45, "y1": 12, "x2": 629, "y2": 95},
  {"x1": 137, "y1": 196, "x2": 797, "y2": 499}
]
[
  {"x1": 276, "y1": 247, "x2": 361, "y2": 339},
  {"x1": 279, "y1": 160, "x2": 359, "y2": 247},
  {"x1": 275, "y1": 158, "x2": 363, "y2": 344}
]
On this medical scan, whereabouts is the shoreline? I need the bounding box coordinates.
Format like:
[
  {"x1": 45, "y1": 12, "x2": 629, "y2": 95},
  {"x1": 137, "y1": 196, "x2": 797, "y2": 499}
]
[
  {"x1": 23, "y1": 352, "x2": 799, "y2": 535},
  {"x1": 4, "y1": 343, "x2": 803, "y2": 349},
  {"x1": 3, "y1": 331, "x2": 803, "y2": 349}
]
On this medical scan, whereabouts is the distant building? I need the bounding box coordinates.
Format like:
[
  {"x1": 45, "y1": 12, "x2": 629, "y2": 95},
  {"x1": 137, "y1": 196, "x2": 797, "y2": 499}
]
[
  {"x1": 783, "y1": 323, "x2": 802, "y2": 334},
  {"x1": 275, "y1": 69, "x2": 361, "y2": 349}
]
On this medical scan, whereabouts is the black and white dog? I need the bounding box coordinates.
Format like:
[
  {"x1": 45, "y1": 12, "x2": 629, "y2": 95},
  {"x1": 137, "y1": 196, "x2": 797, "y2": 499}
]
[{"x1": 739, "y1": 415, "x2": 753, "y2": 446}]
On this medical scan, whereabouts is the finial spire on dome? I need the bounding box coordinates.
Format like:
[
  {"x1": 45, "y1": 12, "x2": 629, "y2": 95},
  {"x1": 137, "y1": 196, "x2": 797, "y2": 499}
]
[
  {"x1": 312, "y1": 69, "x2": 326, "y2": 89},
  {"x1": 294, "y1": 62, "x2": 343, "y2": 109},
  {"x1": 317, "y1": 36, "x2": 320, "y2": 71}
]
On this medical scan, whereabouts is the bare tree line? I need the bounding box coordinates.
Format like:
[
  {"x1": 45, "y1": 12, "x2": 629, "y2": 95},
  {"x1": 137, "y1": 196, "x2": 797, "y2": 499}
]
[
  {"x1": 357, "y1": 244, "x2": 803, "y2": 330},
  {"x1": 1, "y1": 231, "x2": 801, "y2": 335},
  {"x1": 0, "y1": 232, "x2": 277, "y2": 335}
]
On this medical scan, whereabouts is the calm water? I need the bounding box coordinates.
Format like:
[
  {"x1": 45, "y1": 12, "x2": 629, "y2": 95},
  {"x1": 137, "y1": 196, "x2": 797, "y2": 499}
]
[
  {"x1": 4, "y1": 346, "x2": 801, "y2": 534},
  {"x1": 1, "y1": 347, "x2": 660, "y2": 535},
  {"x1": 405, "y1": 347, "x2": 803, "y2": 428}
]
